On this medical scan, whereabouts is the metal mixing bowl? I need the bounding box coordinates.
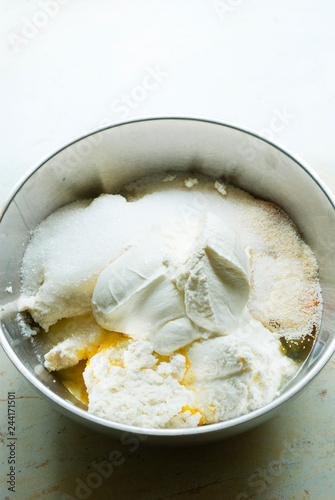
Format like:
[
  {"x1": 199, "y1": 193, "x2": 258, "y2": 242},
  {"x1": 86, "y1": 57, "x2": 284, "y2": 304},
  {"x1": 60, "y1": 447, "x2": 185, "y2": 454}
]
[{"x1": 1, "y1": 117, "x2": 335, "y2": 445}]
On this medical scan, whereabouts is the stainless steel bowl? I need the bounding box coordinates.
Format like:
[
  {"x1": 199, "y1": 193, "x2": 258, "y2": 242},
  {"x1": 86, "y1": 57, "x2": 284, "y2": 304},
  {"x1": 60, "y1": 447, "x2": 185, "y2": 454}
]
[{"x1": 1, "y1": 117, "x2": 335, "y2": 445}]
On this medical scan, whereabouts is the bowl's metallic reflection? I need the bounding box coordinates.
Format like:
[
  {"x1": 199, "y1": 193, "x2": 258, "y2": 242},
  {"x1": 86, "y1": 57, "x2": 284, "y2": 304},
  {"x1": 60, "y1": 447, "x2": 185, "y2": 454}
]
[{"x1": 1, "y1": 118, "x2": 335, "y2": 445}]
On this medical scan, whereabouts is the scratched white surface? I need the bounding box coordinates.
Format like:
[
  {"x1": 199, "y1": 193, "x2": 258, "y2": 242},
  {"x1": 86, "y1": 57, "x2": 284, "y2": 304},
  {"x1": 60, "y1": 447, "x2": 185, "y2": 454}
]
[{"x1": 1, "y1": 1, "x2": 335, "y2": 499}]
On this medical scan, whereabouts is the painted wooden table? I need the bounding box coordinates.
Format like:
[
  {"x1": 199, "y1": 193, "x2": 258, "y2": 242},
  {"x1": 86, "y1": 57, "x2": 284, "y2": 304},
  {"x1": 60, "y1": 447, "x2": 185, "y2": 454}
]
[{"x1": 1, "y1": 1, "x2": 335, "y2": 499}]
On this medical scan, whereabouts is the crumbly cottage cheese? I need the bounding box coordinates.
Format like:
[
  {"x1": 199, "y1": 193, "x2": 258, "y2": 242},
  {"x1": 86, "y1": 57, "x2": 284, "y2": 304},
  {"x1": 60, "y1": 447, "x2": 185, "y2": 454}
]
[{"x1": 19, "y1": 174, "x2": 322, "y2": 428}]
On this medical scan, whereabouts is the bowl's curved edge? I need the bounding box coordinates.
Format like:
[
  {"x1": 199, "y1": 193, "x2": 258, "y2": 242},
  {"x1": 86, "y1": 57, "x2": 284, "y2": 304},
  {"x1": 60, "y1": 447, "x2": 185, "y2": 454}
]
[{"x1": 1, "y1": 116, "x2": 335, "y2": 443}]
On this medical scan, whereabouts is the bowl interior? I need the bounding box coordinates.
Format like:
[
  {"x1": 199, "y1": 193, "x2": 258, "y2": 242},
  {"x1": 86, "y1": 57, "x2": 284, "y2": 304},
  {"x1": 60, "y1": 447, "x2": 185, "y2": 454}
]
[{"x1": 1, "y1": 118, "x2": 335, "y2": 443}]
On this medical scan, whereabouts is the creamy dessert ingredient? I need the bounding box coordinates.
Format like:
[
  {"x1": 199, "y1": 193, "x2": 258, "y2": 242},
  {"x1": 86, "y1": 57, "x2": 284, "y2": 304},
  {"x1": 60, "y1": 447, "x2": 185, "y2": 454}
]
[
  {"x1": 19, "y1": 173, "x2": 322, "y2": 428},
  {"x1": 178, "y1": 212, "x2": 250, "y2": 334},
  {"x1": 83, "y1": 315, "x2": 296, "y2": 427},
  {"x1": 92, "y1": 213, "x2": 250, "y2": 354},
  {"x1": 84, "y1": 339, "x2": 197, "y2": 428},
  {"x1": 44, "y1": 313, "x2": 105, "y2": 371}
]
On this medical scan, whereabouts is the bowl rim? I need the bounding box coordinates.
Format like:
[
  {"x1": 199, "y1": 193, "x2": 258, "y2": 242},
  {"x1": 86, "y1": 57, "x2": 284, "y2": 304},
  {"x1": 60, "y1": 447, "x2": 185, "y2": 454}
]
[{"x1": 1, "y1": 115, "x2": 335, "y2": 437}]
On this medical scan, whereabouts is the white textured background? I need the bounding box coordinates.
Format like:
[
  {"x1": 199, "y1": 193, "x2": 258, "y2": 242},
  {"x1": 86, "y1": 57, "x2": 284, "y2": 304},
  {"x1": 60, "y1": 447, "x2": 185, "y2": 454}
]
[{"x1": 1, "y1": 1, "x2": 335, "y2": 499}]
